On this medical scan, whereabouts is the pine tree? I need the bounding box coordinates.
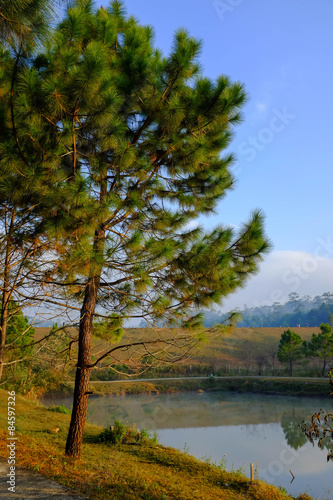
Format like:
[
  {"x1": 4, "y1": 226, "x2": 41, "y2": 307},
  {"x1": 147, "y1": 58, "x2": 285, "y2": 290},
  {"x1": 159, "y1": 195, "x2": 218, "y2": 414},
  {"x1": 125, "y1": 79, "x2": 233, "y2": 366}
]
[
  {"x1": 305, "y1": 323, "x2": 333, "y2": 377},
  {"x1": 277, "y1": 329, "x2": 304, "y2": 376},
  {"x1": 0, "y1": 147, "x2": 55, "y2": 380},
  {"x1": 0, "y1": 11, "x2": 63, "y2": 381},
  {"x1": 1, "y1": 0, "x2": 271, "y2": 457},
  {"x1": 0, "y1": 0, "x2": 58, "y2": 49}
]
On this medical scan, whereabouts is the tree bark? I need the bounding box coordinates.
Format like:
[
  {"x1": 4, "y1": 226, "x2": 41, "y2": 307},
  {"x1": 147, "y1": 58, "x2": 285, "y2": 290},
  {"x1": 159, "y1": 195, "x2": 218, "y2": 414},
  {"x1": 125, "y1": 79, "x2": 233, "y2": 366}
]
[
  {"x1": 289, "y1": 359, "x2": 293, "y2": 377},
  {"x1": 65, "y1": 228, "x2": 105, "y2": 458},
  {"x1": 0, "y1": 289, "x2": 9, "y2": 382},
  {"x1": 322, "y1": 360, "x2": 326, "y2": 378},
  {"x1": 65, "y1": 274, "x2": 100, "y2": 458},
  {"x1": 0, "y1": 208, "x2": 15, "y2": 382}
]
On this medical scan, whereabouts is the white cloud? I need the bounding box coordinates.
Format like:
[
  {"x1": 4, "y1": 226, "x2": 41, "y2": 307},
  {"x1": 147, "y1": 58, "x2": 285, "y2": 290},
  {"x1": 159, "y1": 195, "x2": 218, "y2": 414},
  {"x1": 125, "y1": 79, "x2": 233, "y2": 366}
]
[
  {"x1": 249, "y1": 65, "x2": 292, "y2": 124},
  {"x1": 255, "y1": 101, "x2": 268, "y2": 114},
  {"x1": 221, "y1": 250, "x2": 333, "y2": 311}
]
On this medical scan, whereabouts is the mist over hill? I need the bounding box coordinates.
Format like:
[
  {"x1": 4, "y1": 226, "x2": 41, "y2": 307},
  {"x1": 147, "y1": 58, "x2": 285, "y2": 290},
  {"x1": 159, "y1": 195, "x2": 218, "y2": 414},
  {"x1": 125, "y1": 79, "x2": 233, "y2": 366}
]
[{"x1": 205, "y1": 292, "x2": 333, "y2": 328}]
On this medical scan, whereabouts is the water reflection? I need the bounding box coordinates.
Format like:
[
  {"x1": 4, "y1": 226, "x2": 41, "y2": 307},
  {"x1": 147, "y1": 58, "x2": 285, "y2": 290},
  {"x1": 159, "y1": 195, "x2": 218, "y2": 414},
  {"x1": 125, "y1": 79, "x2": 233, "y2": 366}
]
[
  {"x1": 281, "y1": 411, "x2": 308, "y2": 450},
  {"x1": 41, "y1": 391, "x2": 333, "y2": 498}
]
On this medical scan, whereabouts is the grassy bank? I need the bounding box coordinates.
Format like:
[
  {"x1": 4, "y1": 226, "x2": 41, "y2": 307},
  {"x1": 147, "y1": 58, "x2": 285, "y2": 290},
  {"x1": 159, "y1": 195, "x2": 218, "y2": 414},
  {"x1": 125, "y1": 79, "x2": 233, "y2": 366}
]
[
  {"x1": 10, "y1": 374, "x2": 331, "y2": 400},
  {"x1": 84, "y1": 376, "x2": 331, "y2": 398},
  {"x1": 0, "y1": 389, "x2": 312, "y2": 500}
]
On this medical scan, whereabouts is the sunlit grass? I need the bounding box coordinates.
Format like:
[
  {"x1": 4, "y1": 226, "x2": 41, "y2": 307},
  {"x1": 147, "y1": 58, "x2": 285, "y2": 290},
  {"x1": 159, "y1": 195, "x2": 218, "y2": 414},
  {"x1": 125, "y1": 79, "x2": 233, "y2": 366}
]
[{"x1": 34, "y1": 326, "x2": 321, "y2": 378}]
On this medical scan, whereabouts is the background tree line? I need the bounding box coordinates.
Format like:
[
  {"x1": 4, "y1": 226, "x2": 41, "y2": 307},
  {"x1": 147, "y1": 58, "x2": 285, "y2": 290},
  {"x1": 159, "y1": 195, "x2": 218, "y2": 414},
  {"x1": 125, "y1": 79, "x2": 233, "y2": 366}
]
[
  {"x1": 203, "y1": 292, "x2": 333, "y2": 328},
  {"x1": 277, "y1": 324, "x2": 333, "y2": 377}
]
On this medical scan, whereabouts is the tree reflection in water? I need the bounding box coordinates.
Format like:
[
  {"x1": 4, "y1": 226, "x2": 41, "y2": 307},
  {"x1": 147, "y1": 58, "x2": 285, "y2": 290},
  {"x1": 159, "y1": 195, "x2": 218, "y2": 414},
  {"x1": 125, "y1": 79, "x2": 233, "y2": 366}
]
[{"x1": 280, "y1": 410, "x2": 307, "y2": 450}]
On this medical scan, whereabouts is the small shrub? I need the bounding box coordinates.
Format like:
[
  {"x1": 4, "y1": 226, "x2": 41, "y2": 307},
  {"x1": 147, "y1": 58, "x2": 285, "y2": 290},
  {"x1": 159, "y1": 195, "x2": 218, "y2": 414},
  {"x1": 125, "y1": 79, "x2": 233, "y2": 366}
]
[
  {"x1": 140, "y1": 428, "x2": 158, "y2": 445},
  {"x1": 278, "y1": 485, "x2": 288, "y2": 495},
  {"x1": 217, "y1": 455, "x2": 227, "y2": 470},
  {"x1": 98, "y1": 420, "x2": 127, "y2": 444},
  {"x1": 97, "y1": 420, "x2": 157, "y2": 446}
]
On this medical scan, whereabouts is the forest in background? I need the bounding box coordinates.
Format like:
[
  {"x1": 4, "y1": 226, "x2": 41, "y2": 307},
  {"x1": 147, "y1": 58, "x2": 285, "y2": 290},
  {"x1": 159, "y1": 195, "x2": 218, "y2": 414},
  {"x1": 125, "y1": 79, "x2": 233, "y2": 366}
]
[{"x1": 204, "y1": 292, "x2": 333, "y2": 328}]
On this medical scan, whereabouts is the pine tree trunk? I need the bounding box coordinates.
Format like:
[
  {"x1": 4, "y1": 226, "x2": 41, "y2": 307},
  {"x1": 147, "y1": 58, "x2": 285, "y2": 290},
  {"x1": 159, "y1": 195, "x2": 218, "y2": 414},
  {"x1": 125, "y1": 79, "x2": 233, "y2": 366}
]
[
  {"x1": 0, "y1": 295, "x2": 8, "y2": 382},
  {"x1": 65, "y1": 275, "x2": 100, "y2": 458},
  {"x1": 0, "y1": 211, "x2": 15, "y2": 382},
  {"x1": 322, "y1": 360, "x2": 326, "y2": 378},
  {"x1": 65, "y1": 224, "x2": 105, "y2": 458}
]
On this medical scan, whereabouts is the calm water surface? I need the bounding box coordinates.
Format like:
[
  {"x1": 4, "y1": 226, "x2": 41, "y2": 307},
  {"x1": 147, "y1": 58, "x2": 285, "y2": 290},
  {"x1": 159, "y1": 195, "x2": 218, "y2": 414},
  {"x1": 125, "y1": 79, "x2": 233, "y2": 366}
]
[{"x1": 41, "y1": 391, "x2": 333, "y2": 499}]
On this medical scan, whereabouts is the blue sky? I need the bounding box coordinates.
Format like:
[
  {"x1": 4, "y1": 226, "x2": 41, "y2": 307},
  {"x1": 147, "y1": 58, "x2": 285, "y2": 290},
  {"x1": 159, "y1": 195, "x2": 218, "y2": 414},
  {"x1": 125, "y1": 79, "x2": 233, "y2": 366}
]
[{"x1": 93, "y1": 0, "x2": 333, "y2": 310}]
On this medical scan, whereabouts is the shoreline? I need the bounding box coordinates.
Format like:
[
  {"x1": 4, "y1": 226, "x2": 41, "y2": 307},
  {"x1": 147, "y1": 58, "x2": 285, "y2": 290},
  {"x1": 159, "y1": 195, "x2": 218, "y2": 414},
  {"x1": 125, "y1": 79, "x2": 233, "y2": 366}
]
[{"x1": 42, "y1": 375, "x2": 332, "y2": 399}]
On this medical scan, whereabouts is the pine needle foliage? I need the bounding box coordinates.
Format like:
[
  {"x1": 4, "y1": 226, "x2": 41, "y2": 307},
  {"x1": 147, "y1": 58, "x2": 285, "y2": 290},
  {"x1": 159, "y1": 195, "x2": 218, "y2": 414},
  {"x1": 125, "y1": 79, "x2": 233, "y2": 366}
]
[
  {"x1": 4, "y1": 301, "x2": 34, "y2": 361},
  {"x1": 17, "y1": 0, "x2": 271, "y2": 324},
  {"x1": 304, "y1": 323, "x2": 333, "y2": 377},
  {"x1": 0, "y1": 0, "x2": 271, "y2": 457},
  {"x1": 277, "y1": 329, "x2": 304, "y2": 376},
  {"x1": 0, "y1": 0, "x2": 60, "y2": 51}
]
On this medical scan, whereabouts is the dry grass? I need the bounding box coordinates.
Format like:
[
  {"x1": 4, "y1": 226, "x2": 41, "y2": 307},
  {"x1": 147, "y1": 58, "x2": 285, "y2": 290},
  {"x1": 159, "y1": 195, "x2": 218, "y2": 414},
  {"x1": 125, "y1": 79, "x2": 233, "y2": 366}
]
[
  {"x1": 190, "y1": 327, "x2": 319, "y2": 364},
  {"x1": 0, "y1": 389, "x2": 310, "y2": 500},
  {"x1": 34, "y1": 326, "x2": 321, "y2": 373}
]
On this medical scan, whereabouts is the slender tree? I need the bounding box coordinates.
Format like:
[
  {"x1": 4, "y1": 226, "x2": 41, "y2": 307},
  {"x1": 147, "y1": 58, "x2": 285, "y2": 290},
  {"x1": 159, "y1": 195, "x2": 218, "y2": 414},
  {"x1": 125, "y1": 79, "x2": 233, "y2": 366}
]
[
  {"x1": 0, "y1": 145, "x2": 57, "y2": 381},
  {"x1": 305, "y1": 323, "x2": 333, "y2": 377},
  {"x1": 277, "y1": 329, "x2": 304, "y2": 376},
  {"x1": 0, "y1": 4, "x2": 66, "y2": 381},
  {"x1": 2, "y1": 0, "x2": 271, "y2": 457}
]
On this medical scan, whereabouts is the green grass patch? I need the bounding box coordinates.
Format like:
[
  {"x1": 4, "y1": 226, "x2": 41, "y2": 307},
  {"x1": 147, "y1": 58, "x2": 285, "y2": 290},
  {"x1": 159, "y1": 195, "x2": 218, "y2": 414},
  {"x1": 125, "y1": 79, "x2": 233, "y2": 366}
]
[{"x1": 47, "y1": 404, "x2": 71, "y2": 414}]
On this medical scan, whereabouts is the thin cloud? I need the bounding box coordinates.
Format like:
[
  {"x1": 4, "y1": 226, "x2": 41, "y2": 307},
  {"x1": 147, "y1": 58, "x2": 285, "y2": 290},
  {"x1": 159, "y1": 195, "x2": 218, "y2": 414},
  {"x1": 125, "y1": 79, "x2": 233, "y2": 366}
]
[{"x1": 221, "y1": 250, "x2": 333, "y2": 311}]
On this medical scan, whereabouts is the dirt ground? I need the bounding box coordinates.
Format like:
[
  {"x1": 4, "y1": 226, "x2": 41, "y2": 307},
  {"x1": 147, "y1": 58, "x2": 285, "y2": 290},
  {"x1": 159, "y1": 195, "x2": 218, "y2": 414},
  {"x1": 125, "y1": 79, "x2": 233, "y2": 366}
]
[{"x1": 0, "y1": 457, "x2": 89, "y2": 499}]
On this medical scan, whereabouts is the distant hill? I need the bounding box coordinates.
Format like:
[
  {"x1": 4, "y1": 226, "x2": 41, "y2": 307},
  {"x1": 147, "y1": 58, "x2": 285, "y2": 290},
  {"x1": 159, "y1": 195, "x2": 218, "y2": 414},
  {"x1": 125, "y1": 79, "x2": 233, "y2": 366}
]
[{"x1": 204, "y1": 292, "x2": 333, "y2": 328}]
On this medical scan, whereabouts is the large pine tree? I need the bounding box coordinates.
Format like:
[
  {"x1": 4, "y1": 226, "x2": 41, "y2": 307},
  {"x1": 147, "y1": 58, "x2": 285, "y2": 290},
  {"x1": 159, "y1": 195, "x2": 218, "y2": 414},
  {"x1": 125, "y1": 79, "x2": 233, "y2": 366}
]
[
  {"x1": 0, "y1": 0, "x2": 57, "y2": 48},
  {"x1": 0, "y1": 0, "x2": 271, "y2": 457}
]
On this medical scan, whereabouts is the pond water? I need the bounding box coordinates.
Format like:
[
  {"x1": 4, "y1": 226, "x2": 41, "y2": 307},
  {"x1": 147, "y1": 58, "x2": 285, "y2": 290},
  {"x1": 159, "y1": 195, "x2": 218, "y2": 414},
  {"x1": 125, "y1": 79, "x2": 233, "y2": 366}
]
[{"x1": 41, "y1": 391, "x2": 333, "y2": 499}]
